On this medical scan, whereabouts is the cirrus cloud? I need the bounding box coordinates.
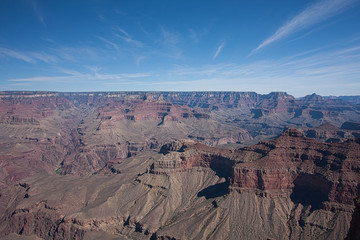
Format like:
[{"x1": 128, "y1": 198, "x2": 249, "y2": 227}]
[{"x1": 250, "y1": 0, "x2": 357, "y2": 55}]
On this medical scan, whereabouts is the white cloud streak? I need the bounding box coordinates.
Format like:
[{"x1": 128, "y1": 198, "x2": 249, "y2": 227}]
[
  {"x1": 50, "y1": 45, "x2": 103, "y2": 62},
  {"x1": 7, "y1": 70, "x2": 152, "y2": 83},
  {"x1": 31, "y1": 0, "x2": 46, "y2": 27},
  {"x1": 157, "y1": 26, "x2": 182, "y2": 59},
  {"x1": 0, "y1": 48, "x2": 34, "y2": 63},
  {"x1": 135, "y1": 56, "x2": 146, "y2": 66},
  {"x1": 160, "y1": 26, "x2": 179, "y2": 45},
  {"x1": 250, "y1": 0, "x2": 357, "y2": 55},
  {"x1": 213, "y1": 42, "x2": 225, "y2": 59},
  {"x1": 0, "y1": 47, "x2": 57, "y2": 63},
  {"x1": 113, "y1": 27, "x2": 143, "y2": 48},
  {"x1": 164, "y1": 44, "x2": 360, "y2": 96},
  {"x1": 97, "y1": 36, "x2": 120, "y2": 50},
  {"x1": 189, "y1": 29, "x2": 200, "y2": 43},
  {"x1": 4, "y1": 43, "x2": 360, "y2": 96}
]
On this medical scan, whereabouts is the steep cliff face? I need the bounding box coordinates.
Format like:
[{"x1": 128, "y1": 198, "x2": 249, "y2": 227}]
[
  {"x1": 0, "y1": 94, "x2": 72, "y2": 123},
  {"x1": 58, "y1": 98, "x2": 252, "y2": 175},
  {"x1": 0, "y1": 95, "x2": 80, "y2": 184},
  {"x1": 153, "y1": 129, "x2": 360, "y2": 210},
  {"x1": 0, "y1": 92, "x2": 254, "y2": 178},
  {"x1": 231, "y1": 129, "x2": 360, "y2": 211},
  {"x1": 1, "y1": 129, "x2": 358, "y2": 240},
  {"x1": 345, "y1": 197, "x2": 360, "y2": 240},
  {"x1": 1, "y1": 90, "x2": 359, "y2": 179},
  {"x1": 150, "y1": 130, "x2": 360, "y2": 239},
  {"x1": 140, "y1": 91, "x2": 261, "y2": 109},
  {"x1": 0, "y1": 91, "x2": 359, "y2": 239},
  {"x1": 251, "y1": 92, "x2": 297, "y2": 115}
]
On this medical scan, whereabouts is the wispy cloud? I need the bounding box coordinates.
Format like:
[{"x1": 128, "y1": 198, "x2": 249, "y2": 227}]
[
  {"x1": 51, "y1": 45, "x2": 103, "y2": 62},
  {"x1": 189, "y1": 28, "x2": 210, "y2": 44},
  {"x1": 160, "y1": 26, "x2": 179, "y2": 45},
  {"x1": 97, "y1": 12, "x2": 106, "y2": 22},
  {"x1": 31, "y1": 0, "x2": 46, "y2": 27},
  {"x1": 4, "y1": 39, "x2": 359, "y2": 96},
  {"x1": 137, "y1": 23, "x2": 150, "y2": 36},
  {"x1": 135, "y1": 56, "x2": 146, "y2": 66},
  {"x1": 189, "y1": 29, "x2": 200, "y2": 43},
  {"x1": 7, "y1": 69, "x2": 152, "y2": 84},
  {"x1": 30, "y1": 52, "x2": 57, "y2": 63},
  {"x1": 157, "y1": 26, "x2": 182, "y2": 59},
  {"x1": 0, "y1": 48, "x2": 34, "y2": 63},
  {"x1": 113, "y1": 27, "x2": 143, "y2": 48},
  {"x1": 8, "y1": 76, "x2": 75, "y2": 83},
  {"x1": 250, "y1": 0, "x2": 357, "y2": 55},
  {"x1": 0, "y1": 47, "x2": 57, "y2": 63},
  {"x1": 97, "y1": 36, "x2": 120, "y2": 50},
  {"x1": 83, "y1": 65, "x2": 102, "y2": 73},
  {"x1": 164, "y1": 44, "x2": 360, "y2": 96},
  {"x1": 213, "y1": 42, "x2": 225, "y2": 59}
]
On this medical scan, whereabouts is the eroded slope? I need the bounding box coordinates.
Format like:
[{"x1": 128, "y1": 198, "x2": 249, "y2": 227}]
[{"x1": 1, "y1": 130, "x2": 359, "y2": 239}]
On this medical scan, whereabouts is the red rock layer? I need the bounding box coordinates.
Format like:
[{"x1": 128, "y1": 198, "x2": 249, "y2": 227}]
[{"x1": 153, "y1": 129, "x2": 360, "y2": 209}]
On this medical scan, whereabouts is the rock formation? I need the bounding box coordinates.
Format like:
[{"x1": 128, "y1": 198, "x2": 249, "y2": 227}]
[
  {"x1": 0, "y1": 91, "x2": 359, "y2": 239},
  {"x1": 0, "y1": 128, "x2": 358, "y2": 239}
]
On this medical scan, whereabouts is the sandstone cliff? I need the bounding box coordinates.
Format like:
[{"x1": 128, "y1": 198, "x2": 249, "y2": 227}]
[
  {"x1": 0, "y1": 91, "x2": 359, "y2": 239},
  {"x1": 1, "y1": 129, "x2": 359, "y2": 239}
]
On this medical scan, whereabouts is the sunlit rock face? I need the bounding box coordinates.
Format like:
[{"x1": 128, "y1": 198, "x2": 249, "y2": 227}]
[{"x1": 0, "y1": 91, "x2": 359, "y2": 240}]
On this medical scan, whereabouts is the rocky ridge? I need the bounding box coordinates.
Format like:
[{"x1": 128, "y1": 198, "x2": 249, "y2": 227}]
[
  {"x1": 0, "y1": 91, "x2": 359, "y2": 239},
  {"x1": 1, "y1": 129, "x2": 359, "y2": 239},
  {"x1": 152, "y1": 129, "x2": 360, "y2": 208},
  {"x1": 0, "y1": 90, "x2": 358, "y2": 180}
]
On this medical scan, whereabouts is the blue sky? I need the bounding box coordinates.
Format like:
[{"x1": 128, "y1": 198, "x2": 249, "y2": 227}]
[{"x1": 0, "y1": 0, "x2": 359, "y2": 97}]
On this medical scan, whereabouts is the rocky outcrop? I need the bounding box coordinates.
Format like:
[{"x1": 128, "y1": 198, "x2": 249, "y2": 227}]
[
  {"x1": 303, "y1": 123, "x2": 346, "y2": 142},
  {"x1": 345, "y1": 197, "x2": 360, "y2": 240},
  {"x1": 0, "y1": 95, "x2": 79, "y2": 184},
  {"x1": 233, "y1": 129, "x2": 359, "y2": 210},
  {"x1": 328, "y1": 95, "x2": 360, "y2": 104},
  {"x1": 0, "y1": 91, "x2": 359, "y2": 179},
  {"x1": 0, "y1": 91, "x2": 360, "y2": 239},
  {"x1": 152, "y1": 129, "x2": 360, "y2": 211},
  {"x1": 0, "y1": 92, "x2": 253, "y2": 178},
  {"x1": 0, "y1": 129, "x2": 359, "y2": 240},
  {"x1": 253, "y1": 92, "x2": 297, "y2": 114}
]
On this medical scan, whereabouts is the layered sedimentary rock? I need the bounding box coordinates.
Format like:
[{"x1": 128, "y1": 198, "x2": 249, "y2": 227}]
[
  {"x1": 153, "y1": 129, "x2": 360, "y2": 208},
  {"x1": 0, "y1": 91, "x2": 359, "y2": 239},
  {"x1": 1, "y1": 129, "x2": 359, "y2": 240},
  {"x1": 150, "y1": 130, "x2": 360, "y2": 239},
  {"x1": 1, "y1": 90, "x2": 358, "y2": 180},
  {"x1": 0, "y1": 94, "x2": 79, "y2": 184},
  {"x1": 0, "y1": 91, "x2": 254, "y2": 178}
]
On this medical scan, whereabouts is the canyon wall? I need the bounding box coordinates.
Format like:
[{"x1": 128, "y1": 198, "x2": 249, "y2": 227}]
[{"x1": 0, "y1": 91, "x2": 359, "y2": 239}]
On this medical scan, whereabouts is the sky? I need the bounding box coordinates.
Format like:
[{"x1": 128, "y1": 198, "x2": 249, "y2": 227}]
[{"x1": 0, "y1": 0, "x2": 360, "y2": 97}]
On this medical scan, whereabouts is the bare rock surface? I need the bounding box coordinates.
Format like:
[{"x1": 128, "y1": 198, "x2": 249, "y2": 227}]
[
  {"x1": 0, "y1": 128, "x2": 359, "y2": 239},
  {"x1": 0, "y1": 91, "x2": 359, "y2": 239}
]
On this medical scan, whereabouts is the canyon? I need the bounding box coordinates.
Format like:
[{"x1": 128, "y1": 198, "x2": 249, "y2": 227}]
[{"x1": 0, "y1": 91, "x2": 359, "y2": 239}]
